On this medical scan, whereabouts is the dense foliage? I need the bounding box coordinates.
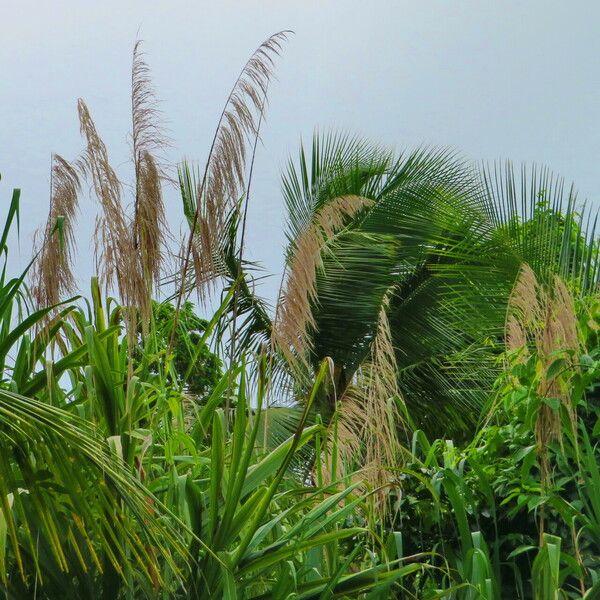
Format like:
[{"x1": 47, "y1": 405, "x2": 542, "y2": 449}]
[
  {"x1": 3, "y1": 159, "x2": 600, "y2": 598},
  {"x1": 4, "y1": 33, "x2": 600, "y2": 599}
]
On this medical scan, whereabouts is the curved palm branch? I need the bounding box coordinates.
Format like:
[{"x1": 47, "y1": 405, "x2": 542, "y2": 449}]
[
  {"x1": 180, "y1": 131, "x2": 600, "y2": 441},
  {"x1": 0, "y1": 388, "x2": 187, "y2": 591},
  {"x1": 277, "y1": 135, "x2": 600, "y2": 437}
]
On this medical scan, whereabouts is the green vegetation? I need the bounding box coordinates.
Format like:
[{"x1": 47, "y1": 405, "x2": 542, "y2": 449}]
[{"x1": 2, "y1": 32, "x2": 600, "y2": 598}]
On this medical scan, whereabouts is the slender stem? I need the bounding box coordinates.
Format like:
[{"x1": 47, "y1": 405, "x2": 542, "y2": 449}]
[
  {"x1": 224, "y1": 89, "x2": 268, "y2": 426},
  {"x1": 229, "y1": 87, "x2": 267, "y2": 364}
]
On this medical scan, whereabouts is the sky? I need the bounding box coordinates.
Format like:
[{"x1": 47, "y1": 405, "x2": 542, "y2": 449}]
[{"x1": 1, "y1": 0, "x2": 600, "y2": 305}]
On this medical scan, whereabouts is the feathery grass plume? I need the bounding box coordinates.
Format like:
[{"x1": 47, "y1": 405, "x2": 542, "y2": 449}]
[
  {"x1": 322, "y1": 293, "x2": 404, "y2": 514},
  {"x1": 506, "y1": 266, "x2": 580, "y2": 420},
  {"x1": 505, "y1": 265, "x2": 581, "y2": 527},
  {"x1": 505, "y1": 263, "x2": 543, "y2": 356},
  {"x1": 506, "y1": 266, "x2": 580, "y2": 417},
  {"x1": 505, "y1": 315, "x2": 527, "y2": 354},
  {"x1": 31, "y1": 154, "x2": 82, "y2": 309},
  {"x1": 131, "y1": 40, "x2": 169, "y2": 294},
  {"x1": 135, "y1": 151, "x2": 166, "y2": 286},
  {"x1": 180, "y1": 31, "x2": 290, "y2": 301},
  {"x1": 77, "y1": 99, "x2": 147, "y2": 333},
  {"x1": 548, "y1": 276, "x2": 579, "y2": 353},
  {"x1": 534, "y1": 275, "x2": 580, "y2": 539},
  {"x1": 272, "y1": 195, "x2": 374, "y2": 371},
  {"x1": 535, "y1": 276, "x2": 580, "y2": 441}
]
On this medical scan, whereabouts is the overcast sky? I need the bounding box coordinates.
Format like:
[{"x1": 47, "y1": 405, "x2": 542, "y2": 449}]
[{"x1": 1, "y1": 0, "x2": 599, "y2": 305}]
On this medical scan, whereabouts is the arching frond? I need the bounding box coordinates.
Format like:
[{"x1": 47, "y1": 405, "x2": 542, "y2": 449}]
[
  {"x1": 0, "y1": 388, "x2": 187, "y2": 589},
  {"x1": 482, "y1": 162, "x2": 600, "y2": 292}
]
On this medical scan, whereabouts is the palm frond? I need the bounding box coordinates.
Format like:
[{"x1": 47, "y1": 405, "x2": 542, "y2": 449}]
[
  {"x1": 0, "y1": 388, "x2": 187, "y2": 588},
  {"x1": 281, "y1": 132, "x2": 390, "y2": 247},
  {"x1": 283, "y1": 136, "x2": 504, "y2": 437},
  {"x1": 481, "y1": 162, "x2": 600, "y2": 292}
]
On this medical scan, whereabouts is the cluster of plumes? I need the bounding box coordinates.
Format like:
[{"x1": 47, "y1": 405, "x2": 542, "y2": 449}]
[
  {"x1": 31, "y1": 33, "x2": 289, "y2": 358},
  {"x1": 272, "y1": 195, "x2": 374, "y2": 373},
  {"x1": 31, "y1": 155, "x2": 82, "y2": 309},
  {"x1": 320, "y1": 294, "x2": 404, "y2": 513},
  {"x1": 183, "y1": 31, "x2": 290, "y2": 300},
  {"x1": 31, "y1": 41, "x2": 169, "y2": 342},
  {"x1": 77, "y1": 99, "x2": 147, "y2": 318},
  {"x1": 506, "y1": 264, "x2": 581, "y2": 470}
]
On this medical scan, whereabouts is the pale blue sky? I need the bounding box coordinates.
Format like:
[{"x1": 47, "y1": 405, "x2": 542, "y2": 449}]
[{"x1": 1, "y1": 0, "x2": 599, "y2": 304}]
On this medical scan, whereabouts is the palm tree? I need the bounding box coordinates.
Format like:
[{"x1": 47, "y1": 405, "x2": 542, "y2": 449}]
[{"x1": 194, "y1": 134, "x2": 599, "y2": 442}]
